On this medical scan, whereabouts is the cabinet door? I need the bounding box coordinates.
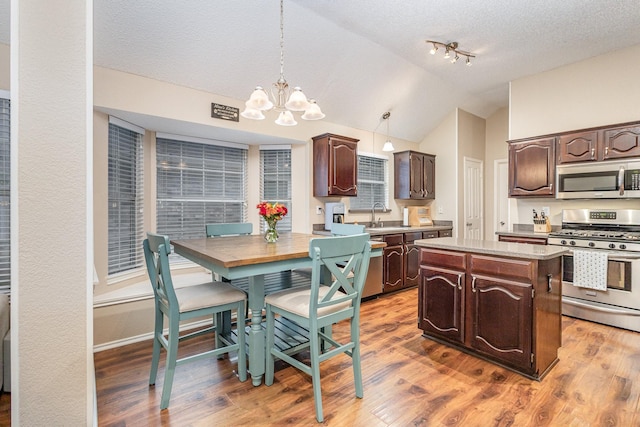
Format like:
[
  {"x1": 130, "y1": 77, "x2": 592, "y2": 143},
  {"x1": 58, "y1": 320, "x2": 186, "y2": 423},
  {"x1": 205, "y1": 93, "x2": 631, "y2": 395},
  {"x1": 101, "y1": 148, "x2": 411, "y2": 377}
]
[
  {"x1": 557, "y1": 131, "x2": 598, "y2": 163},
  {"x1": 404, "y1": 243, "x2": 420, "y2": 287},
  {"x1": 329, "y1": 138, "x2": 358, "y2": 196},
  {"x1": 419, "y1": 266, "x2": 464, "y2": 343},
  {"x1": 601, "y1": 124, "x2": 640, "y2": 160},
  {"x1": 468, "y1": 275, "x2": 533, "y2": 371},
  {"x1": 422, "y1": 154, "x2": 436, "y2": 199},
  {"x1": 508, "y1": 137, "x2": 555, "y2": 197},
  {"x1": 409, "y1": 153, "x2": 425, "y2": 199},
  {"x1": 383, "y1": 245, "x2": 404, "y2": 292}
]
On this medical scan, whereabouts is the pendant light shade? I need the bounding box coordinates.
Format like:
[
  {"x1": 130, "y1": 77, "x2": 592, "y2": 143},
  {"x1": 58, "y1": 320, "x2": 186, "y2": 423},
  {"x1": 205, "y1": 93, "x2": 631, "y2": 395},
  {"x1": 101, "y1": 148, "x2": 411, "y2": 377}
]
[{"x1": 382, "y1": 111, "x2": 395, "y2": 152}]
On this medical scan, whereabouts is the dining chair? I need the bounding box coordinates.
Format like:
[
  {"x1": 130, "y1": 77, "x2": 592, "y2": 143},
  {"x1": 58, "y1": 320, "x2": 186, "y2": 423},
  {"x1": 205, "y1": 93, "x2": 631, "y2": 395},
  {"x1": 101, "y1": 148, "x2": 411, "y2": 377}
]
[
  {"x1": 143, "y1": 232, "x2": 247, "y2": 410},
  {"x1": 205, "y1": 222, "x2": 252, "y2": 238},
  {"x1": 330, "y1": 222, "x2": 365, "y2": 236},
  {"x1": 264, "y1": 233, "x2": 372, "y2": 422}
]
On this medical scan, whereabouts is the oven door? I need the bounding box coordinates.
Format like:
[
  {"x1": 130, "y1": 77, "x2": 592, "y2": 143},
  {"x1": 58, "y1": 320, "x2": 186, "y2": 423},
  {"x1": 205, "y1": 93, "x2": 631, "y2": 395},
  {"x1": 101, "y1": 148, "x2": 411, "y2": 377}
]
[{"x1": 562, "y1": 249, "x2": 640, "y2": 331}]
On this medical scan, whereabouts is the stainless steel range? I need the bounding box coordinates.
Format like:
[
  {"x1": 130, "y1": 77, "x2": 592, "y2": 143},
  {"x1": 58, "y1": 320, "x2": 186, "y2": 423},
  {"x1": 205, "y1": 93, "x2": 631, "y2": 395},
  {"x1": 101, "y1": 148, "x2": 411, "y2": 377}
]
[{"x1": 548, "y1": 209, "x2": 640, "y2": 332}]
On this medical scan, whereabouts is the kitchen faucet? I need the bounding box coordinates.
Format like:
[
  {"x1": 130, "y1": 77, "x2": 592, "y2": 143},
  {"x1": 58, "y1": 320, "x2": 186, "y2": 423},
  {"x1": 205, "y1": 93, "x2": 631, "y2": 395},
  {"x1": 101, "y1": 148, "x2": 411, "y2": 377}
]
[{"x1": 370, "y1": 202, "x2": 386, "y2": 228}]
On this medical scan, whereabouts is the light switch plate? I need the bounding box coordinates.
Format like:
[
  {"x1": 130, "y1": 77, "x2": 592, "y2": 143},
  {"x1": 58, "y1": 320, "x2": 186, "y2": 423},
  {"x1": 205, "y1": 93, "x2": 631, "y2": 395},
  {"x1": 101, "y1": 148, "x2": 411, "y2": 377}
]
[
  {"x1": 316, "y1": 206, "x2": 323, "y2": 215},
  {"x1": 541, "y1": 207, "x2": 550, "y2": 217}
]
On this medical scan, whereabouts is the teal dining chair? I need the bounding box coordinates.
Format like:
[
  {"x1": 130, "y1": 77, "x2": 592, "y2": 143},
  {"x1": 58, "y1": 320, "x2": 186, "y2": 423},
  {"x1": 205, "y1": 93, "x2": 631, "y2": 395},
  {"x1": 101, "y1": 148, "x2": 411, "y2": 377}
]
[
  {"x1": 330, "y1": 222, "x2": 365, "y2": 236},
  {"x1": 143, "y1": 233, "x2": 247, "y2": 410},
  {"x1": 205, "y1": 222, "x2": 252, "y2": 238},
  {"x1": 264, "y1": 233, "x2": 372, "y2": 422}
]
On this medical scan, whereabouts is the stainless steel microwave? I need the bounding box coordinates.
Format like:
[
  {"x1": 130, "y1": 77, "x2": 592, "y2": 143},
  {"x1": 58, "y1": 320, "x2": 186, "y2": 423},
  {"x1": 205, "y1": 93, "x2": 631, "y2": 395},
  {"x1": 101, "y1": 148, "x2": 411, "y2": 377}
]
[{"x1": 556, "y1": 159, "x2": 640, "y2": 199}]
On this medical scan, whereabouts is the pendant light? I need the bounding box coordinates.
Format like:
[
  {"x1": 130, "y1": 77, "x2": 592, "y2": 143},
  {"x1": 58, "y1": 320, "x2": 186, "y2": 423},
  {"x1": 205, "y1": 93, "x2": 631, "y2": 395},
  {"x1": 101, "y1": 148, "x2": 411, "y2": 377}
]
[{"x1": 382, "y1": 112, "x2": 395, "y2": 152}]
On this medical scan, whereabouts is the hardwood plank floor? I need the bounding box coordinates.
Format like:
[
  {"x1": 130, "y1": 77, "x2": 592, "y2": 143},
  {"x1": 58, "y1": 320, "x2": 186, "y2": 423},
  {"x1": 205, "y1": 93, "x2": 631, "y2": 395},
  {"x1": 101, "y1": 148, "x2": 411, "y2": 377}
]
[{"x1": 1, "y1": 287, "x2": 639, "y2": 426}]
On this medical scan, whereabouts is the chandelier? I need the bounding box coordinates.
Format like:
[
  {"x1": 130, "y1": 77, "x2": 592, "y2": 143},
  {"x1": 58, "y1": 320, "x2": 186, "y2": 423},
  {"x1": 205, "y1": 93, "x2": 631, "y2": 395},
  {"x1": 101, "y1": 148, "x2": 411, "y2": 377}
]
[
  {"x1": 425, "y1": 40, "x2": 475, "y2": 66},
  {"x1": 241, "y1": 0, "x2": 325, "y2": 126}
]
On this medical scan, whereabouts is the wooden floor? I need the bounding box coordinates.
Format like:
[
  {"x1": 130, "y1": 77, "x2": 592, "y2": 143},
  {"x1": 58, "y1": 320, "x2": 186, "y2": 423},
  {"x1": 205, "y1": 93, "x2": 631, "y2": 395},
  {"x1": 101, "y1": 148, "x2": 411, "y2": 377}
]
[{"x1": 2, "y1": 287, "x2": 640, "y2": 426}]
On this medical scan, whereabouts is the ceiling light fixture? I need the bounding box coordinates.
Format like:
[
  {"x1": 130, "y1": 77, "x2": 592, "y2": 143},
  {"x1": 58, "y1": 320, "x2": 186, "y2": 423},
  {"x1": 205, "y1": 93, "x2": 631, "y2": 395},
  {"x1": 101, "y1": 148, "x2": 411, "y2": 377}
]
[
  {"x1": 241, "y1": 0, "x2": 324, "y2": 126},
  {"x1": 425, "y1": 40, "x2": 476, "y2": 66},
  {"x1": 382, "y1": 112, "x2": 394, "y2": 152}
]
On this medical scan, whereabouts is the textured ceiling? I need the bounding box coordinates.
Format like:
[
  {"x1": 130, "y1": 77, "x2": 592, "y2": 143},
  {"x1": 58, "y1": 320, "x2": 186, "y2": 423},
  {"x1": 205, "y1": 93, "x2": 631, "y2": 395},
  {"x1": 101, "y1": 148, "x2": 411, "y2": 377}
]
[{"x1": 3, "y1": 1, "x2": 640, "y2": 143}]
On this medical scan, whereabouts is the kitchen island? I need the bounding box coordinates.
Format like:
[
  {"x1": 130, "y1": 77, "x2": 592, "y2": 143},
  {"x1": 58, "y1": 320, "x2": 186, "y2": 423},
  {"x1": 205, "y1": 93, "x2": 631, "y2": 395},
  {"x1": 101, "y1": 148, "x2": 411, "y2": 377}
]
[{"x1": 415, "y1": 237, "x2": 567, "y2": 380}]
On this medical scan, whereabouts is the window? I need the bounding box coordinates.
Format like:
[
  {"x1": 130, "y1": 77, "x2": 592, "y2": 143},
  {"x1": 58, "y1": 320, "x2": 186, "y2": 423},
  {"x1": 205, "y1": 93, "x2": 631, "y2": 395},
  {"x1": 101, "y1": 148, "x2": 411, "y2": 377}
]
[
  {"x1": 108, "y1": 118, "x2": 145, "y2": 275},
  {"x1": 0, "y1": 97, "x2": 9, "y2": 293},
  {"x1": 260, "y1": 147, "x2": 292, "y2": 231},
  {"x1": 350, "y1": 154, "x2": 388, "y2": 210},
  {"x1": 156, "y1": 136, "x2": 248, "y2": 240}
]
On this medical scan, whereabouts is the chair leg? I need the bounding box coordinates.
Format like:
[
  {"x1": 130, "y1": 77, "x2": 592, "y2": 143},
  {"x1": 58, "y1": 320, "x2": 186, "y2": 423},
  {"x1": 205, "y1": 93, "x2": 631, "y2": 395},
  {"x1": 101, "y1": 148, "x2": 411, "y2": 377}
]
[
  {"x1": 149, "y1": 308, "x2": 163, "y2": 386},
  {"x1": 236, "y1": 301, "x2": 247, "y2": 382},
  {"x1": 264, "y1": 305, "x2": 275, "y2": 386},
  {"x1": 351, "y1": 318, "x2": 363, "y2": 398},
  {"x1": 160, "y1": 314, "x2": 180, "y2": 410},
  {"x1": 309, "y1": 326, "x2": 324, "y2": 423}
]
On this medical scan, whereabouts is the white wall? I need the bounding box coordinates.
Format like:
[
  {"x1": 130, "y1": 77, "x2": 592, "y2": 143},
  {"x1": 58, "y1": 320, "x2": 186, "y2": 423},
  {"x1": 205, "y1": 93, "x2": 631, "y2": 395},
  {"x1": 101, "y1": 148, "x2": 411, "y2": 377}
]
[
  {"x1": 484, "y1": 108, "x2": 509, "y2": 238},
  {"x1": 12, "y1": 1, "x2": 93, "y2": 424},
  {"x1": 0, "y1": 43, "x2": 8, "y2": 91},
  {"x1": 509, "y1": 44, "x2": 640, "y2": 226},
  {"x1": 457, "y1": 110, "x2": 486, "y2": 237}
]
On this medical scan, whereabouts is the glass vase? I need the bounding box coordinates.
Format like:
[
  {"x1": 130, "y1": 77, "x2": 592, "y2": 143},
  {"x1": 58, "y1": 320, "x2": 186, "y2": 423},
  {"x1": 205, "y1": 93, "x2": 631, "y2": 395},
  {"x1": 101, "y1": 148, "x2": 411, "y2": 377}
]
[{"x1": 264, "y1": 219, "x2": 278, "y2": 243}]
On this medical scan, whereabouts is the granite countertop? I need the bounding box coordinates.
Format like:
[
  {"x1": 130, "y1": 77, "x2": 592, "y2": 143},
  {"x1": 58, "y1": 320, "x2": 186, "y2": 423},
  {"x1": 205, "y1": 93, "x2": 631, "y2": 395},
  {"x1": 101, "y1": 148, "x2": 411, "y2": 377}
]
[{"x1": 415, "y1": 237, "x2": 567, "y2": 260}]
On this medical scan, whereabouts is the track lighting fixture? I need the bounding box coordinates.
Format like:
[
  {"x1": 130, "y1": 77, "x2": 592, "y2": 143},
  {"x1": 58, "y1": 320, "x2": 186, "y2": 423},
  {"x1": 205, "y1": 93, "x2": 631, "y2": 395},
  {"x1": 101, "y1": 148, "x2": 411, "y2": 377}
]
[{"x1": 426, "y1": 40, "x2": 475, "y2": 66}]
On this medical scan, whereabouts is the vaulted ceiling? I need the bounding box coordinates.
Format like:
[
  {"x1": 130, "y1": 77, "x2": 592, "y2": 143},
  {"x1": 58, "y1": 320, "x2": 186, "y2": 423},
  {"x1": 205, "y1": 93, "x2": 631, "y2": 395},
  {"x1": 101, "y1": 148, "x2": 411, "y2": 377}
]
[{"x1": 2, "y1": 1, "x2": 640, "y2": 142}]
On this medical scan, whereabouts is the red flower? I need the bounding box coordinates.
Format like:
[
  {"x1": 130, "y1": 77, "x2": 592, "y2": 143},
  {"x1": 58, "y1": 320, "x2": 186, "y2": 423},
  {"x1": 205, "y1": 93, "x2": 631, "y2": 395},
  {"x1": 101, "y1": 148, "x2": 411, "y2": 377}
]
[{"x1": 257, "y1": 201, "x2": 288, "y2": 223}]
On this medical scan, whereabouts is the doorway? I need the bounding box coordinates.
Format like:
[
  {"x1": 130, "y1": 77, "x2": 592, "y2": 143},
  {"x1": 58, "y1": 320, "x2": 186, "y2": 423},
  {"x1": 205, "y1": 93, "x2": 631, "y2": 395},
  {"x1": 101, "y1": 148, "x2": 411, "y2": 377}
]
[{"x1": 463, "y1": 157, "x2": 483, "y2": 239}]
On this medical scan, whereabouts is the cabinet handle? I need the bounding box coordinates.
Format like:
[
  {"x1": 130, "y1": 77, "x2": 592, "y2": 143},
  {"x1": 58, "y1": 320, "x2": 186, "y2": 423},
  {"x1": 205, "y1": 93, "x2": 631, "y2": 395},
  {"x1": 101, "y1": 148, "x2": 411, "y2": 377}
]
[
  {"x1": 457, "y1": 274, "x2": 462, "y2": 290},
  {"x1": 547, "y1": 274, "x2": 552, "y2": 293},
  {"x1": 550, "y1": 183, "x2": 553, "y2": 192},
  {"x1": 591, "y1": 148, "x2": 595, "y2": 159},
  {"x1": 471, "y1": 276, "x2": 477, "y2": 292},
  {"x1": 605, "y1": 147, "x2": 609, "y2": 156}
]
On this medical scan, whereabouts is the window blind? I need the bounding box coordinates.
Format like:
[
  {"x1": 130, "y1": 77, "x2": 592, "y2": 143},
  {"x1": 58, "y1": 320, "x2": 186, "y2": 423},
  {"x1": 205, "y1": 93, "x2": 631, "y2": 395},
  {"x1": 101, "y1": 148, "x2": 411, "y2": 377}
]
[
  {"x1": 156, "y1": 137, "x2": 247, "y2": 240},
  {"x1": 351, "y1": 154, "x2": 388, "y2": 210},
  {"x1": 0, "y1": 98, "x2": 10, "y2": 293},
  {"x1": 260, "y1": 148, "x2": 292, "y2": 231},
  {"x1": 108, "y1": 122, "x2": 145, "y2": 275}
]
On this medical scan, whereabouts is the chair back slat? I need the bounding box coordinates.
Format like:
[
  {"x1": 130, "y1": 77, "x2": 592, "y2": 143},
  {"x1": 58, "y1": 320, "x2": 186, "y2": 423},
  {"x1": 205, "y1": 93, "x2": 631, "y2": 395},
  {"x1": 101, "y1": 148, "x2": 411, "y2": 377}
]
[
  {"x1": 206, "y1": 223, "x2": 252, "y2": 237},
  {"x1": 308, "y1": 234, "x2": 372, "y2": 315},
  {"x1": 143, "y1": 233, "x2": 178, "y2": 308},
  {"x1": 331, "y1": 223, "x2": 365, "y2": 236}
]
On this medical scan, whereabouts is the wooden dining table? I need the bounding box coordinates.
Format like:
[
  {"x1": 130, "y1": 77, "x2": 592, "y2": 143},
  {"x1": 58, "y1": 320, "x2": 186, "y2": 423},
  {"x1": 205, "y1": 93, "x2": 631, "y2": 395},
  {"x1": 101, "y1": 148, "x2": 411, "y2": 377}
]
[{"x1": 171, "y1": 232, "x2": 385, "y2": 386}]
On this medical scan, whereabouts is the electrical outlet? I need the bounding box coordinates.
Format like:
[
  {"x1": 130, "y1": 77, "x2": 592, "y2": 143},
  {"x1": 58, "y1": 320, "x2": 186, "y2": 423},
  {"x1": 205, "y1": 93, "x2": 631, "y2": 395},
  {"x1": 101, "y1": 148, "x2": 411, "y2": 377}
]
[
  {"x1": 316, "y1": 206, "x2": 323, "y2": 215},
  {"x1": 541, "y1": 207, "x2": 550, "y2": 217},
  {"x1": 438, "y1": 206, "x2": 444, "y2": 214}
]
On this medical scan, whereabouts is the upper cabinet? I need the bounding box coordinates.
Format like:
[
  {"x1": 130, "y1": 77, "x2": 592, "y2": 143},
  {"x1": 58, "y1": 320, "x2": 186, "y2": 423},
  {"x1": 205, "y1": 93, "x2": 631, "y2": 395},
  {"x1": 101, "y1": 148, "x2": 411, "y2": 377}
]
[
  {"x1": 558, "y1": 123, "x2": 640, "y2": 164},
  {"x1": 312, "y1": 133, "x2": 359, "y2": 197},
  {"x1": 601, "y1": 123, "x2": 640, "y2": 160},
  {"x1": 508, "y1": 137, "x2": 556, "y2": 197},
  {"x1": 394, "y1": 150, "x2": 436, "y2": 200}
]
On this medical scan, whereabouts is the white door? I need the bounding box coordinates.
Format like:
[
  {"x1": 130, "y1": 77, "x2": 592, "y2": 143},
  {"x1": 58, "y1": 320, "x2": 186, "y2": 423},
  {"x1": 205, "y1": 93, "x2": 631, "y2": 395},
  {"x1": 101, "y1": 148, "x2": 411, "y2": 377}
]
[
  {"x1": 494, "y1": 159, "x2": 510, "y2": 239},
  {"x1": 464, "y1": 157, "x2": 483, "y2": 239}
]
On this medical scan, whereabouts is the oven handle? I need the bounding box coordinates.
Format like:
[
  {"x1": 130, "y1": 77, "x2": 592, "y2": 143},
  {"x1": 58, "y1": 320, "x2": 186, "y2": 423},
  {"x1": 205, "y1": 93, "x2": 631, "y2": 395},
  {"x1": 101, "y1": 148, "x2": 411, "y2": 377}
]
[
  {"x1": 564, "y1": 249, "x2": 640, "y2": 261},
  {"x1": 563, "y1": 298, "x2": 640, "y2": 316},
  {"x1": 618, "y1": 165, "x2": 625, "y2": 196}
]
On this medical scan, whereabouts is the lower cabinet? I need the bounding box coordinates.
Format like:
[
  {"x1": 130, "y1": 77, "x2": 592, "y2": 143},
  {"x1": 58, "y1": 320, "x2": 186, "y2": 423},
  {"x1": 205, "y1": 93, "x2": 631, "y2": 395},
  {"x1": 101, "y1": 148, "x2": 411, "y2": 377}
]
[{"x1": 419, "y1": 248, "x2": 561, "y2": 379}]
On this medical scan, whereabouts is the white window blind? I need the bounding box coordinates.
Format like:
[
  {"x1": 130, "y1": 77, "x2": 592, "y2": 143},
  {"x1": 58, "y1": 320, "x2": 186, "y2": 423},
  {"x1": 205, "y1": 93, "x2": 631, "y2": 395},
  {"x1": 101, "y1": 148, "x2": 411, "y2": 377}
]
[
  {"x1": 108, "y1": 122, "x2": 145, "y2": 275},
  {"x1": 260, "y1": 148, "x2": 292, "y2": 232},
  {"x1": 351, "y1": 154, "x2": 388, "y2": 210},
  {"x1": 0, "y1": 97, "x2": 10, "y2": 293},
  {"x1": 156, "y1": 137, "x2": 247, "y2": 239}
]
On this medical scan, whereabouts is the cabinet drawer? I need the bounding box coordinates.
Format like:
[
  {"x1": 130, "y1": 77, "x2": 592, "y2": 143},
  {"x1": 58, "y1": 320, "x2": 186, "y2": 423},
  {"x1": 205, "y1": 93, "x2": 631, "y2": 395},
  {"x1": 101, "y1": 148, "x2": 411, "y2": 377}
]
[
  {"x1": 383, "y1": 233, "x2": 404, "y2": 246},
  {"x1": 469, "y1": 255, "x2": 534, "y2": 283},
  {"x1": 404, "y1": 231, "x2": 423, "y2": 243},
  {"x1": 422, "y1": 231, "x2": 439, "y2": 239},
  {"x1": 438, "y1": 229, "x2": 452, "y2": 237},
  {"x1": 420, "y1": 249, "x2": 465, "y2": 271}
]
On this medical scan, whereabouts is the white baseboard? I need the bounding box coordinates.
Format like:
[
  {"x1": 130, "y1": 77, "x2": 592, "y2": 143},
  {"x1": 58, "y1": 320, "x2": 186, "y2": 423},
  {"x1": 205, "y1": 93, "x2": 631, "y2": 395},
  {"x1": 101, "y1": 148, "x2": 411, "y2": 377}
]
[{"x1": 93, "y1": 319, "x2": 213, "y2": 353}]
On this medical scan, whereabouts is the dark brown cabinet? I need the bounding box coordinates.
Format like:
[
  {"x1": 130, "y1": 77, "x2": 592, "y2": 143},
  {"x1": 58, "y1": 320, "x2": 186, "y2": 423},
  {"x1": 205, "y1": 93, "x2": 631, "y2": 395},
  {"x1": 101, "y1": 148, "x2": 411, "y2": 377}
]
[
  {"x1": 438, "y1": 229, "x2": 452, "y2": 237},
  {"x1": 312, "y1": 133, "x2": 358, "y2": 197},
  {"x1": 418, "y1": 249, "x2": 466, "y2": 344},
  {"x1": 394, "y1": 151, "x2": 436, "y2": 199},
  {"x1": 557, "y1": 130, "x2": 599, "y2": 164},
  {"x1": 508, "y1": 137, "x2": 555, "y2": 197},
  {"x1": 382, "y1": 234, "x2": 404, "y2": 293},
  {"x1": 419, "y1": 248, "x2": 562, "y2": 379},
  {"x1": 403, "y1": 232, "x2": 423, "y2": 288},
  {"x1": 602, "y1": 123, "x2": 640, "y2": 160}
]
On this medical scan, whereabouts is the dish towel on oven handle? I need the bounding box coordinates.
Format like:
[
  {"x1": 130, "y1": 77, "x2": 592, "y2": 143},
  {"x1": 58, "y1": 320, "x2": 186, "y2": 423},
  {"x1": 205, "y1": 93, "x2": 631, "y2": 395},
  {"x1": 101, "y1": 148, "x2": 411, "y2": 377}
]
[{"x1": 572, "y1": 249, "x2": 608, "y2": 291}]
